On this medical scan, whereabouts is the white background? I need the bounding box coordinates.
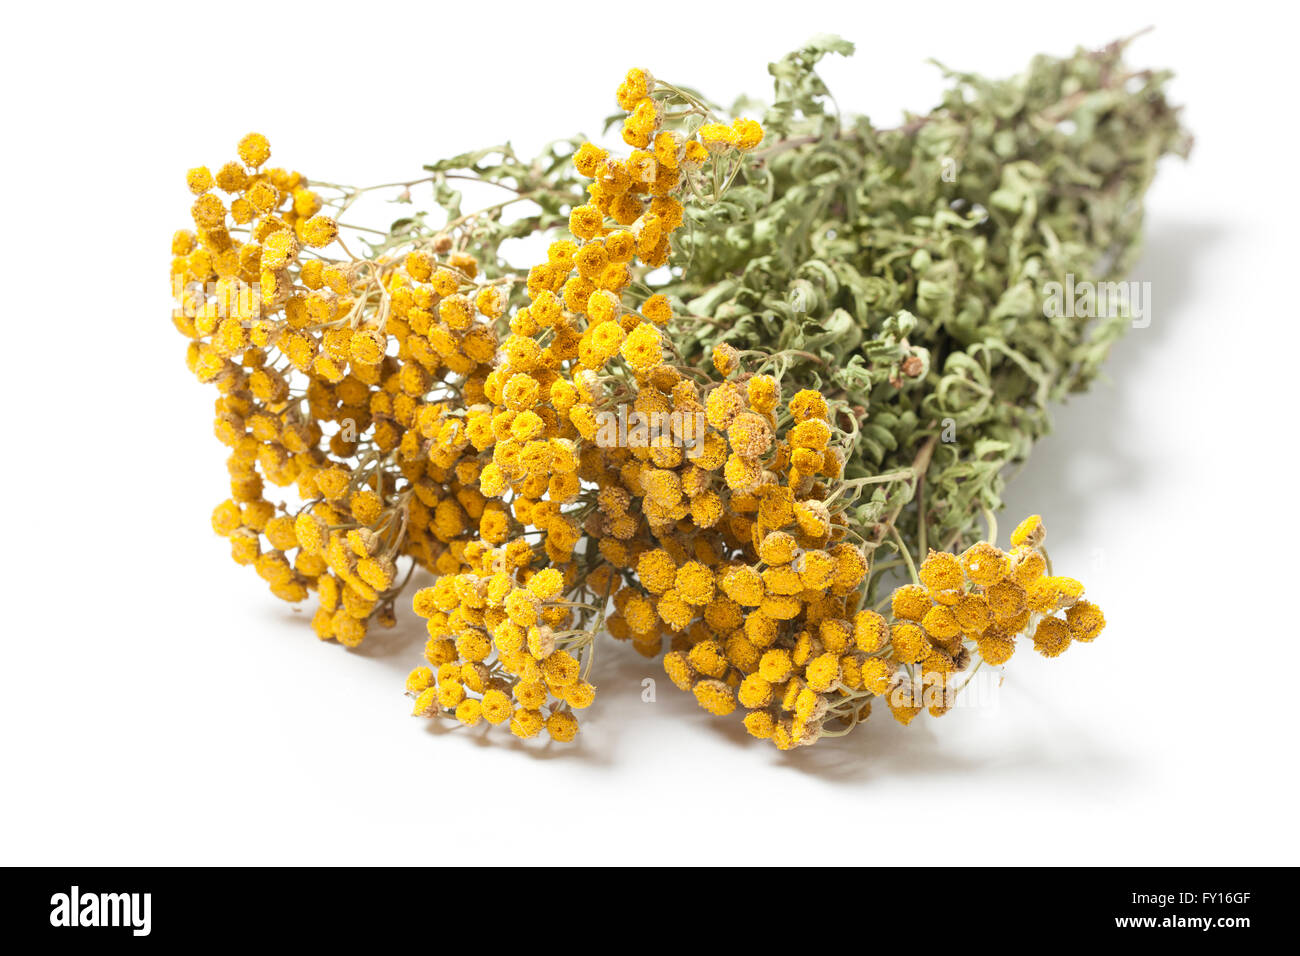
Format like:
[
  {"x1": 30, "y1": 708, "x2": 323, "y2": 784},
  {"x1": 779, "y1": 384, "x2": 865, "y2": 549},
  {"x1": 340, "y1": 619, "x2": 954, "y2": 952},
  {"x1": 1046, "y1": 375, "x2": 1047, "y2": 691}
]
[{"x1": 2, "y1": 0, "x2": 1296, "y2": 866}]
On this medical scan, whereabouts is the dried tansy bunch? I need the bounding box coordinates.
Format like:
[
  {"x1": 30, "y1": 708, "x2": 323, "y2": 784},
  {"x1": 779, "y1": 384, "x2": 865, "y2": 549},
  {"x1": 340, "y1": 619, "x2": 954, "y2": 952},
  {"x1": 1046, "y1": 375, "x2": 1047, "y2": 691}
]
[{"x1": 171, "y1": 36, "x2": 1183, "y2": 750}]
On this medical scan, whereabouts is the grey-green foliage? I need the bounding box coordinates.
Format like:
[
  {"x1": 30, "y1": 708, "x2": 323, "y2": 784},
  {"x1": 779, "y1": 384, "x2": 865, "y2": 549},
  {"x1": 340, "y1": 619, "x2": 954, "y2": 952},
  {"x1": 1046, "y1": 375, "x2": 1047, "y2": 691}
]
[{"x1": 666, "y1": 34, "x2": 1190, "y2": 552}]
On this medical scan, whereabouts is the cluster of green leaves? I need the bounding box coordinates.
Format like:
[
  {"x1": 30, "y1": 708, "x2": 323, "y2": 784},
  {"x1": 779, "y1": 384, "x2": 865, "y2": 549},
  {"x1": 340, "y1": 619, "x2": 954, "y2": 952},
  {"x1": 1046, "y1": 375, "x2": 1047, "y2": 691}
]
[{"x1": 664, "y1": 34, "x2": 1189, "y2": 555}]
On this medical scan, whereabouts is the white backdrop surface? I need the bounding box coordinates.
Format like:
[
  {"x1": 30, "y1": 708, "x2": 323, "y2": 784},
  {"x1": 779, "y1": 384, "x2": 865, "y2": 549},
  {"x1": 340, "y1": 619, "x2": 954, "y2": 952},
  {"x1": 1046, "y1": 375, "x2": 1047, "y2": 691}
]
[{"x1": 1, "y1": 0, "x2": 1294, "y2": 865}]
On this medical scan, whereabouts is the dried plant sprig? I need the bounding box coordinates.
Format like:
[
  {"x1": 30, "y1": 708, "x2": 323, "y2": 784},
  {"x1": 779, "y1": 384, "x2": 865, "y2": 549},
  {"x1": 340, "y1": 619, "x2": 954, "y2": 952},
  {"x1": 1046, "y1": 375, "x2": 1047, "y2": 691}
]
[
  {"x1": 666, "y1": 33, "x2": 1188, "y2": 562},
  {"x1": 170, "y1": 35, "x2": 1181, "y2": 751}
]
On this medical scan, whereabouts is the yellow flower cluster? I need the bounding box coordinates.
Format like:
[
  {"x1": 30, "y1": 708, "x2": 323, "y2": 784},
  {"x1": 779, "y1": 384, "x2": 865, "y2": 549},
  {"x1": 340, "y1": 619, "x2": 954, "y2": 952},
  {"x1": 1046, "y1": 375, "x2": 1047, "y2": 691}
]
[
  {"x1": 401, "y1": 70, "x2": 773, "y2": 740},
  {"x1": 877, "y1": 514, "x2": 1104, "y2": 727},
  {"x1": 623, "y1": 368, "x2": 874, "y2": 750},
  {"x1": 175, "y1": 134, "x2": 508, "y2": 650},
  {"x1": 654, "y1": 508, "x2": 1103, "y2": 748},
  {"x1": 170, "y1": 71, "x2": 770, "y2": 744}
]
